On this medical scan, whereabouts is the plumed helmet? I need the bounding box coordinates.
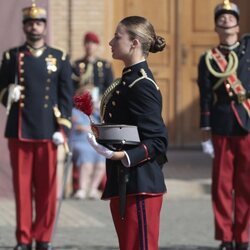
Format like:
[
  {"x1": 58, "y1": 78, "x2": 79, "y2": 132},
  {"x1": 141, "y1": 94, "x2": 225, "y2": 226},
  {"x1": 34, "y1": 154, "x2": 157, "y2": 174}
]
[
  {"x1": 22, "y1": 1, "x2": 47, "y2": 23},
  {"x1": 214, "y1": 0, "x2": 240, "y2": 22},
  {"x1": 84, "y1": 32, "x2": 100, "y2": 44}
]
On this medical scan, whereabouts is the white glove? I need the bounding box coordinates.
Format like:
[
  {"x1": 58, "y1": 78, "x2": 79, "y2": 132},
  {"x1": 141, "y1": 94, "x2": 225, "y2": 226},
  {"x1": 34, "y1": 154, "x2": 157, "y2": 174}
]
[
  {"x1": 8, "y1": 84, "x2": 23, "y2": 102},
  {"x1": 201, "y1": 139, "x2": 214, "y2": 158},
  {"x1": 87, "y1": 133, "x2": 114, "y2": 159},
  {"x1": 52, "y1": 132, "x2": 65, "y2": 145}
]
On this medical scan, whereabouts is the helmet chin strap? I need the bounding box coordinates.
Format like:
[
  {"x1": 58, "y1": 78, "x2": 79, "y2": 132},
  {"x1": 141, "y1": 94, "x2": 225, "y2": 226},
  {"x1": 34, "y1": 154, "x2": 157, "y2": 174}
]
[{"x1": 216, "y1": 24, "x2": 238, "y2": 29}]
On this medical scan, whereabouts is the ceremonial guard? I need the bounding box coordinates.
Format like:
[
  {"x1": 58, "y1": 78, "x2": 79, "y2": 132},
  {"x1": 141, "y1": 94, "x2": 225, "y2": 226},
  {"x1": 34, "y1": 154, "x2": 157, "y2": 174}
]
[
  {"x1": 87, "y1": 16, "x2": 168, "y2": 250},
  {"x1": 71, "y1": 32, "x2": 113, "y2": 195},
  {"x1": 197, "y1": 1, "x2": 250, "y2": 249},
  {"x1": 71, "y1": 31, "x2": 113, "y2": 96},
  {"x1": 0, "y1": 2, "x2": 73, "y2": 250}
]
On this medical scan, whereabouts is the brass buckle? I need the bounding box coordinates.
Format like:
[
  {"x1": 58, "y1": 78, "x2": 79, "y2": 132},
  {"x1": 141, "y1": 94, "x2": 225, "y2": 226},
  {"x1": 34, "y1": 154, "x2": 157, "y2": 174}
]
[{"x1": 237, "y1": 93, "x2": 246, "y2": 103}]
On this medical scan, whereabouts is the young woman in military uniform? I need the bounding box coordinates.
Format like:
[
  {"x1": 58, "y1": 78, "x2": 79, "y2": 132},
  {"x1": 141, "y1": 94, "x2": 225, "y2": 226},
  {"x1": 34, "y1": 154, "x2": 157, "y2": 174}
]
[{"x1": 87, "y1": 16, "x2": 168, "y2": 250}]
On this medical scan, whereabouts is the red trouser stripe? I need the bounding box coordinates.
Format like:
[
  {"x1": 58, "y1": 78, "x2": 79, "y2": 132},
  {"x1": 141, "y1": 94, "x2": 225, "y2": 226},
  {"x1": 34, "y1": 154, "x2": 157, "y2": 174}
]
[
  {"x1": 8, "y1": 139, "x2": 57, "y2": 244},
  {"x1": 110, "y1": 195, "x2": 163, "y2": 250},
  {"x1": 212, "y1": 134, "x2": 250, "y2": 243}
]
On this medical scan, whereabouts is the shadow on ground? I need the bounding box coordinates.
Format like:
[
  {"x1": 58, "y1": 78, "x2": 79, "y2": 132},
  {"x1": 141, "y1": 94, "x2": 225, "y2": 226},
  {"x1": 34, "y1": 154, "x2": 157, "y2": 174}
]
[{"x1": 0, "y1": 245, "x2": 217, "y2": 250}]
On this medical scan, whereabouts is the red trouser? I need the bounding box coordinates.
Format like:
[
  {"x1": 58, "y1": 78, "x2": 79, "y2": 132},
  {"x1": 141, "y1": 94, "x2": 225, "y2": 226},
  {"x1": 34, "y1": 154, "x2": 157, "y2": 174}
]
[
  {"x1": 212, "y1": 134, "x2": 250, "y2": 243},
  {"x1": 110, "y1": 194, "x2": 163, "y2": 250},
  {"x1": 8, "y1": 139, "x2": 57, "y2": 244}
]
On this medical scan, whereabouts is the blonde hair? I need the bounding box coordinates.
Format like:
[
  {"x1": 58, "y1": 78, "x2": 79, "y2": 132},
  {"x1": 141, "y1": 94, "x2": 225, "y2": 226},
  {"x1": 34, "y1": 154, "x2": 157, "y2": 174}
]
[{"x1": 120, "y1": 16, "x2": 166, "y2": 56}]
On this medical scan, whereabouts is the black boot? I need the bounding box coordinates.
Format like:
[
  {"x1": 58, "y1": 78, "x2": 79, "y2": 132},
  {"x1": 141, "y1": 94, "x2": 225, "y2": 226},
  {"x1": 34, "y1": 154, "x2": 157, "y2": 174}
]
[
  {"x1": 13, "y1": 244, "x2": 32, "y2": 250},
  {"x1": 235, "y1": 243, "x2": 250, "y2": 250},
  {"x1": 219, "y1": 242, "x2": 234, "y2": 250},
  {"x1": 36, "y1": 242, "x2": 52, "y2": 250}
]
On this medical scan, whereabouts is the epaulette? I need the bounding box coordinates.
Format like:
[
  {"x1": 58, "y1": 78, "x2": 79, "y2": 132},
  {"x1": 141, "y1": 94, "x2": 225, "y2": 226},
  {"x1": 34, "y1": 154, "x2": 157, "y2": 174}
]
[
  {"x1": 129, "y1": 68, "x2": 159, "y2": 90},
  {"x1": 3, "y1": 46, "x2": 24, "y2": 60},
  {"x1": 4, "y1": 51, "x2": 10, "y2": 60},
  {"x1": 61, "y1": 51, "x2": 67, "y2": 61},
  {"x1": 53, "y1": 47, "x2": 68, "y2": 61},
  {"x1": 240, "y1": 33, "x2": 250, "y2": 41}
]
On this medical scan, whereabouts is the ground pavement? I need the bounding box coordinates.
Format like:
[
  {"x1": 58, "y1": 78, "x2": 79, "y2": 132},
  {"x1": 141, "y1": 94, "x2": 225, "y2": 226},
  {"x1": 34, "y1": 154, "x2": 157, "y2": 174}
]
[{"x1": 0, "y1": 149, "x2": 219, "y2": 250}]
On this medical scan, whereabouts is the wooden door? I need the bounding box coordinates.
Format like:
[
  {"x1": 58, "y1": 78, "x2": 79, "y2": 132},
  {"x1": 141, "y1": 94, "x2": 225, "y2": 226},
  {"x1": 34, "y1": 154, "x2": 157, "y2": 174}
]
[
  {"x1": 175, "y1": 0, "x2": 221, "y2": 146},
  {"x1": 110, "y1": 0, "x2": 228, "y2": 147}
]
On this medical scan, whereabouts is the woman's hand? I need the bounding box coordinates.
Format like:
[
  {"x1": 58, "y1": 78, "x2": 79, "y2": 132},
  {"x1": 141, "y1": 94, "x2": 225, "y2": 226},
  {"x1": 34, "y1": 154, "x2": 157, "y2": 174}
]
[{"x1": 87, "y1": 133, "x2": 127, "y2": 161}]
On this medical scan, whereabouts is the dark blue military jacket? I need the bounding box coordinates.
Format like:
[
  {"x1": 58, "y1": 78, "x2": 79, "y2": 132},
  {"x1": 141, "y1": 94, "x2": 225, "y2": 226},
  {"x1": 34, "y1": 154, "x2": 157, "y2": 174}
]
[
  {"x1": 197, "y1": 35, "x2": 250, "y2": 135},
  {"x1": 101, "y1": 61, "x2": 168, "y2": 199},
  {"x1": 72, "y1": 57, "x2": 113, "y2": 94},
  {"x1": 0, "y1": 44, "x2": 73, "y2": 140}
]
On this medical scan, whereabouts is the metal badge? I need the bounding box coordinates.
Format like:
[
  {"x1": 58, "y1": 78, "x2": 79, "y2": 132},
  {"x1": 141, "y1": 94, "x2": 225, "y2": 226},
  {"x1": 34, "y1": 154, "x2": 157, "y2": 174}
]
[{"x1": 46, "y1": 56, "x2": 57, "y2": 72}]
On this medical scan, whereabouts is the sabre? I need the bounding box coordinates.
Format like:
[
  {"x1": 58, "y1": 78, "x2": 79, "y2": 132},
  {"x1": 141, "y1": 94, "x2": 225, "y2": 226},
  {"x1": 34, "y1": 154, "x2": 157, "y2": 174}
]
[{"x1": 51, "y1": 141, "x2": 72, "y2": 244}]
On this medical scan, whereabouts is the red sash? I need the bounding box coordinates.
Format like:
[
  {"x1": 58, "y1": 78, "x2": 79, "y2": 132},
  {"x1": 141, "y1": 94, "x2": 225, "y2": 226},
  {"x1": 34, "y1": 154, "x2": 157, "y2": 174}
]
[{"x1": 211, "y1": 48, "x2": 250, "y2": 119}]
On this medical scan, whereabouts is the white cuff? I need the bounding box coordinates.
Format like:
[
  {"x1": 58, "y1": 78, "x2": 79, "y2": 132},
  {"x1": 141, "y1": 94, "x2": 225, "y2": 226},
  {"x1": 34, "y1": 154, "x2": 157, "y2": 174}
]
[
  {"x1": 121, "y1": 151, "x2": 131, "y2": 167},
  {"x1": 201, "y1": 127, "x2": 211, "y2": 131}
]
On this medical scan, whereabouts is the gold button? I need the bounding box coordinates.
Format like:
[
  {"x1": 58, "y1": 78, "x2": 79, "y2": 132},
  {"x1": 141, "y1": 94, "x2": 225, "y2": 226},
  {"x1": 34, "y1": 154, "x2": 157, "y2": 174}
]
[
  {"x1": 112, "y1": 101, "x2": 116, "y2": 106},
  {"x1": 46, "y1": 86, "x2": 50, "y2": 90},
  {"x1": 47, "y1": 79, "x2": 51, "y2": 83},
  {"x1": 20, "y1": 94, "x2": 25, "y2": 99},
  {"x1": 97, "y1": 61, "x2": 103, "y2": 67},
  {"x1": 20, "y1": 69, "x2": 24, "y2": 73},
  {"x1": 20, "y1": 77, "x2": 24, "y2": 82},
  {"x1": 44, "y1": 104, "x2": 48, "y2": 108},
  {"x1": 229, "y1": 92, "x2": 233, "y2": 96},
  {"x1": 226, "y1": 84, "x2": 230, "y2": 89},
  {"x1": 109, "y1": 113, "x2": 112, "y2": 118},
  {"x1": 20, "y1": 53, "x2": 24, "y2": 57},
  {"x1": 122, "y1": 81, "x2": 126, "y2": 85},
  {"x1": 20, "y1": 103, "x2": 24, "y2": 108},
  {"x1": 20, "y1": 61, "x2": 24, "y2": 65},
  {"x1": 79, "y1": 62, "x2": 85, "y2": 69},
  {"x1": 45, "y1": 95, "x2": 49, "y2": 100},
  {"x1": 116, "y1": 90, "x2": 120, "y2": 95}
]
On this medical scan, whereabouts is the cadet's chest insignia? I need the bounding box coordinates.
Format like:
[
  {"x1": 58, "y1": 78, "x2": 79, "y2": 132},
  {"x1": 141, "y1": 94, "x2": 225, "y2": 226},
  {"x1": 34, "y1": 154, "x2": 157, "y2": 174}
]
[{"x1": 45, "y1": 55, "x2": 57, "y2": 72}]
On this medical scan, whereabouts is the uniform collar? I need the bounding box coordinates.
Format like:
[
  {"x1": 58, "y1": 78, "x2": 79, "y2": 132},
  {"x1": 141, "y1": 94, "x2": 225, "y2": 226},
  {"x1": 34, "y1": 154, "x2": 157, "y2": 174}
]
[
  {"x1": 82, "y1": 56, "x2": 99, "y2": 63},
  {"x1": 122, "y1": 60, "x2": 148, "y2": 76},
  {"x1": 25, "y1": 43, "x2": 47, "y2": 57},
  {"x1": 218, "y1": 41, "x2": 240, "y2": 51}
]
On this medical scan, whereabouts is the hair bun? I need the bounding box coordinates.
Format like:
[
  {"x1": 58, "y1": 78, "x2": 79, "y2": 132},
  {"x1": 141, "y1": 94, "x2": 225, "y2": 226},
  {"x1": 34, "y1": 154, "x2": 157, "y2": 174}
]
[{"x1": 149, "y1": 36, "x2": 166, "y2": 53}]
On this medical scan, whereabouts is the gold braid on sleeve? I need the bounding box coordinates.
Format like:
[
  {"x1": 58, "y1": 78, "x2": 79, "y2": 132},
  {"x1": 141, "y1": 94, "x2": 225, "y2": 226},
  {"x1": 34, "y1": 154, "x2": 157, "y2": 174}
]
[{"x1": 100, "y1": 78, "x2": 121, "y2": 122}]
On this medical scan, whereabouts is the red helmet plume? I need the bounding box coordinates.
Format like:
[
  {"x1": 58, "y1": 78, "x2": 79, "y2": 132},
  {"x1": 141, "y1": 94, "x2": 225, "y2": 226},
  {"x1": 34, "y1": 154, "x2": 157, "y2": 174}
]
[{"x1": 73, "y1": 91, "x2": 93, "y2": 116}]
